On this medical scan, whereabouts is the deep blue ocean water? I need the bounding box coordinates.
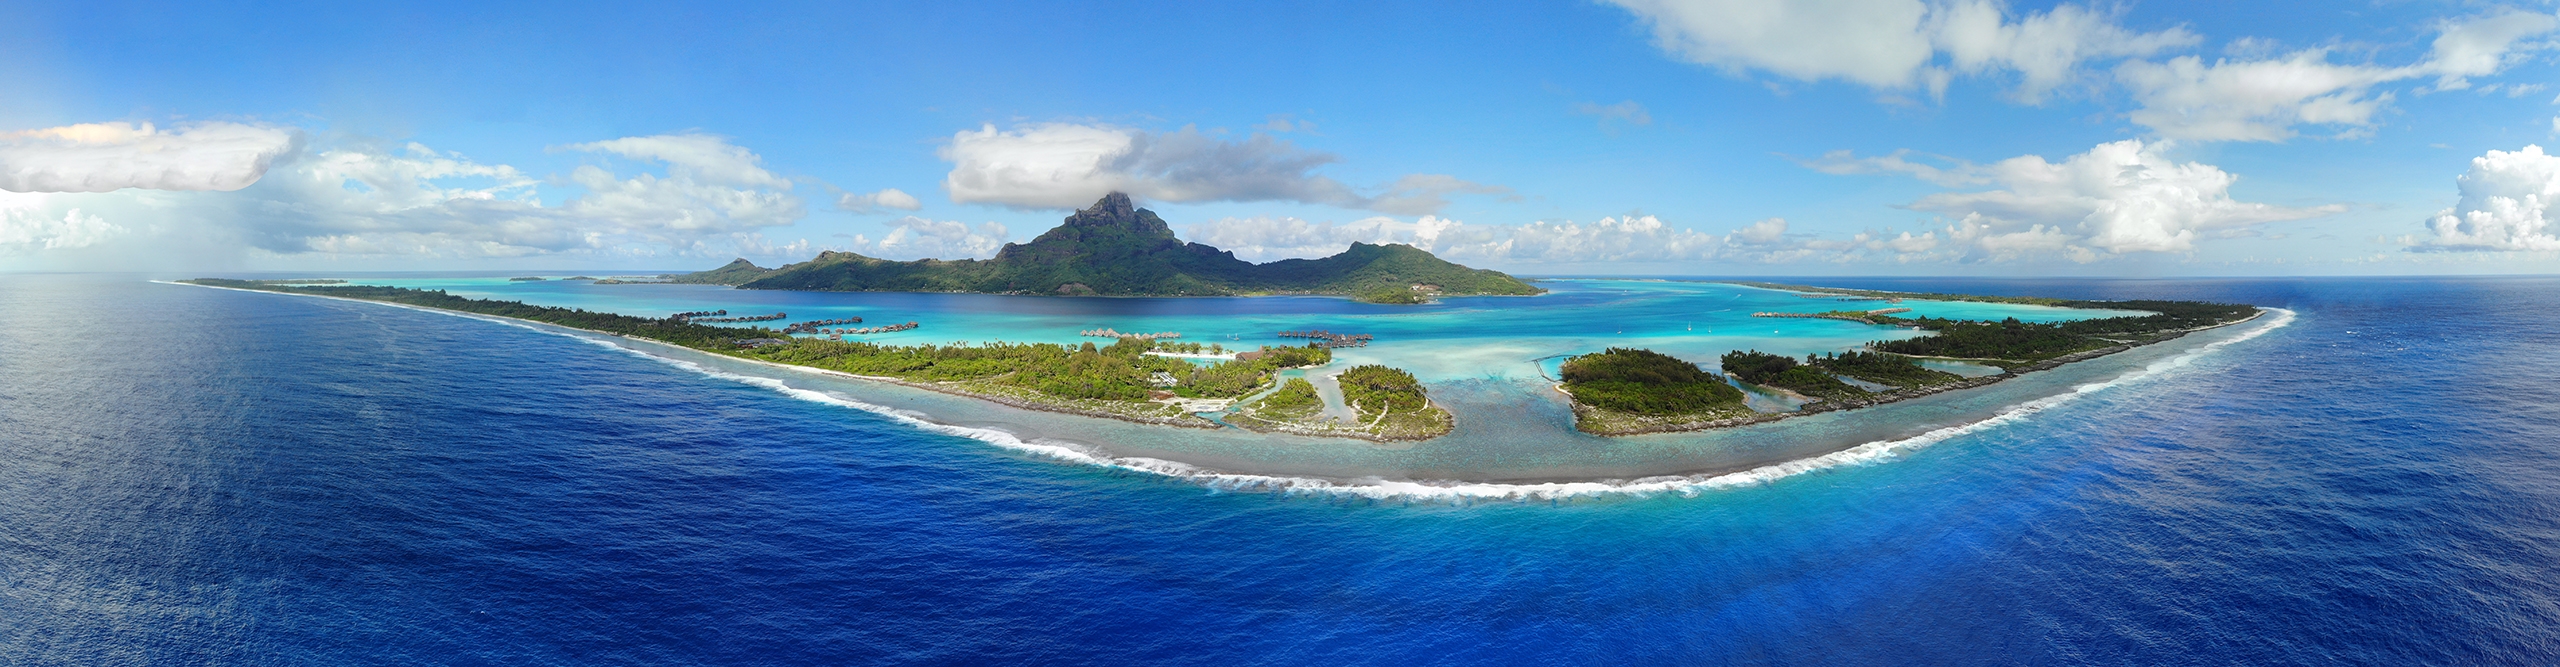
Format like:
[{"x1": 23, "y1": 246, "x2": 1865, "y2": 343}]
[{"x1": 5, "y1": 274, "x2": 2559, "y2": 665}]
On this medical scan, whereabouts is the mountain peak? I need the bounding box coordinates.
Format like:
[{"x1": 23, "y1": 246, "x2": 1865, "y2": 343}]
[{"x1": 1079, "y1": 191, "x2": 1135, "y2": 220}]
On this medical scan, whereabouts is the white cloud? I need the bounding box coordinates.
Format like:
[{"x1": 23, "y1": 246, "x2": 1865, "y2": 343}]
[
  {"x1": 2113, "y1": 52, "x2": 2405, "y2": 142},
  {"x1": 1931, "y1": 0, "x2": 2199, "y2": 103},
  {"x1": 1728, "y1": 216, "x2": 1789, "y2": 244},
  {"x1": 0, "y1": 192, "x2": 123, "y2": 254},
  {"x1": 0, "y1": 131, "x2": 809, "y2": 259},
  {"x1": 562, "y1": 134, "x2": 790, "y2": 189},
  {"x1": 1605, "y1": 0, "x2": 2191, "y2": 100},
  {"x1": 870, "y1": 216, "x2": 1010, "y2": 259},
  {"x1": 939, "y1": 122, "x2": 1501, "y2": 214},
  {"x1": 2420, "y1": 144, "x2": 2560, "y2": 252},
  {"x1": 2423, "y1": 8, "x2": 2560, "y2": 91},
  {"x1": 1613, "y1": 3, "x2": 2556, "y2": 141},
  {"x1": 1825, "y1": 139, "x2": 2342, "y2": 258},
  {"x1": 837, "y1": 187, "x2": 922, "y2": 213},
  {"x1": 2117, "y1": 10, "x2": 2559, "y2": 142},
  {"x1": 0, "y1": 121, "x2": 299, "y2": 193}
]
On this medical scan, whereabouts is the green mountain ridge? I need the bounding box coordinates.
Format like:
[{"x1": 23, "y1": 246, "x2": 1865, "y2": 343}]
[
  {"x1": 661, "y1": 258, "x2": 774, "y2": 285},
  {"x1": 685, "y1": 192, "x2": 1542, "y2": 300}
]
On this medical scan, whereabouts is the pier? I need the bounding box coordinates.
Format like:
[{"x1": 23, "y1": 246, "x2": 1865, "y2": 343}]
[
  {"x1": 687, "y1": 312, "x2": 786, "y2": 323},
  {"x1": 822, "y1": 321, "x2": 919, "y2": 339},
  {"x1": 1081, "y1": 328, "x2": 1181, "y2": 340},
  {"x1": 1277, "y1": 329, "x2": 1374, "y2": 348},
  {"x1": 783, "y1": 316, "x2": 863, "y2": 334}
]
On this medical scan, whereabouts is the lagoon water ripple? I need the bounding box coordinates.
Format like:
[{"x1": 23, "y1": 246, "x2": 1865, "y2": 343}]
[{"x1": 5, "y1": 275, "x2": 2559, "y2": 664}]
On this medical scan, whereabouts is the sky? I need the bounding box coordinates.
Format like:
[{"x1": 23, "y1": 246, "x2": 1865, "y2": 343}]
[{"x1": 3, "y1": 0, "x2": 2559, "y2": 277}]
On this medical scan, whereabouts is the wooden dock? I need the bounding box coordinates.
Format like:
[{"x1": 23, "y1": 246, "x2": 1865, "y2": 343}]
[{"x1": 1082, "y1": 328, "x2": 1181, "y2": 340}]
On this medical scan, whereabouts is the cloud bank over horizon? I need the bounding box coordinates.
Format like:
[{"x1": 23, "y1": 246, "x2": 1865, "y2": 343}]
[{"x1": 0, "y1": 121, "x2": 300, "y2": 193}]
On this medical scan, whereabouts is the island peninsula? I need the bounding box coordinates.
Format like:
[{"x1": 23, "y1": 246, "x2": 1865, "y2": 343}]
[{"x1": 185, "y1": 194, "x2": 2261, "y2": 444}]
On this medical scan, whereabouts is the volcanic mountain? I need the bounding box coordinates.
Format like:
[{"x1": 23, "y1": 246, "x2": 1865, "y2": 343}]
[{"x1": 676, "y1": 192, "x2": 1542, "y2": 300}]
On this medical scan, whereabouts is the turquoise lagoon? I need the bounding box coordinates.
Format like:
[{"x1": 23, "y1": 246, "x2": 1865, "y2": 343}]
[{"x1": 340, "y1": 276, "x2": 2273, "y2": 492}]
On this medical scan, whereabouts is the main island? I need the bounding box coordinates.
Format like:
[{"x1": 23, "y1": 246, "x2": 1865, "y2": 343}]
[{"x1": 183, "y1": 193, "x2": 2273, "y2": 485}]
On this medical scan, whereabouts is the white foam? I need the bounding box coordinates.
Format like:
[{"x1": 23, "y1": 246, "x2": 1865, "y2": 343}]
[{"x1": 162, "y1": 280, "x2": 2296, "y2": 501}]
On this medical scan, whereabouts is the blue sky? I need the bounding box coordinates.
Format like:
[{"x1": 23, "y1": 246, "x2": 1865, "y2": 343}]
[{"x1": 3, "y1": 0, "x2": 2558, "y2": 276}]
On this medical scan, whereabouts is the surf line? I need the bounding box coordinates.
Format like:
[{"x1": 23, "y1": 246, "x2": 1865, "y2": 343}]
[{"x1": 158, "y1": 280, "x2": 2295, "y2": 501}]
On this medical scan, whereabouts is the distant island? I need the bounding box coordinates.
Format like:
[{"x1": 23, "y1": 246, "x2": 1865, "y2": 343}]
[
  {"x1": 1556, "y1": 285, "x2": 2261, "y2": 435},
  {"x1": 177, "y1": 279, "x2": 1456, "y2": 441},
  {"x1": 635, "y1": 192, "x2": 1543, "y2": 304}
]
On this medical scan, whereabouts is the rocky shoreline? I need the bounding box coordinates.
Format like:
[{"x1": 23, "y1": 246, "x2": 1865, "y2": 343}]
[{"x1": 1576, "y1": 308, "x2": 2265, "y2": 437}]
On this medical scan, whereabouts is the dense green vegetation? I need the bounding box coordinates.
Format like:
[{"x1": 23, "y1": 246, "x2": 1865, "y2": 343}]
[
  {"x1": 709, "y1": 193, "x2": 1541, "y2": 298},
  {"x1": 1721, "y1": 350, "x2": 1868, "y2": 400},
  {"x1": 1337, "y1": 365, "x2": 1427, "y2": 413},
  {"x1": 744, "y1": 338, "x2": 1329, "y2": 401},
  {"x1": 183, "y1": 279, "x2": 775, "y2": 348},
  {"x1": 1863, "y1": 298, "x2": 2255, "y2": 362},
  {"x1": 1332, "y1": 365, "x2": 1450, "y2": 436},
  {"x1": 1867, "y1": 317, "x2": 2109, "y2": 360},
  {"x1": 184, "y1": 279, "x2": 1354, "y2": 415},
  {"x1": 1559, "y1": 348, "x2": 1746, "y2": 415},
  {"x1": 1810, "y1": 350, "x2": 1963, "y2": 388},
  {"x1": 1356, "y1": 285, "x2": 1430, "y2": 304},
  {"x1": 660, "y1": 258, "x2": 773, "y2": 286},
  {"x1": 1248, "y1": 378, "x2": 1323, "y2": 417}
]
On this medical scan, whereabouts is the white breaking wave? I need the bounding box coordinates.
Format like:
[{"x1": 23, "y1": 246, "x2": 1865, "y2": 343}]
[{"x1": 160, "y1": 280, "x2": 2296, "y2": 501}]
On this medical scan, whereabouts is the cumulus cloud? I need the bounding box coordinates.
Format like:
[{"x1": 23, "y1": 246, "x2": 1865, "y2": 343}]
[
  {"x1": 0, "y1": 192, "x2": 124, "y2": 254},
  {"x1": 0, "y1": 121, "x2": 299, "y2": 193},
  {"x1": 1726, "y1": 216, "x2": 1789, "y2": 245},
  {"x1": 837, "y1": 187, "x2": 922, "y2": 213},
  {"x1": 0, "y1": 128, "x2": 811, "y2": 259},
  {"x1": 869, "y1": 216, "x2": 1011, "y2": 259},
  {"x1": 1931, "y1": 0, "x2": 2201, "y2": 103},
  {"x1": 2419, "y1": 144, "x2": 2560, "y2": 252},
  {"x1": 1605, "y1": 0, "x2": 2192, "y2": 100},
  {"x1": 2117, "y1": 9, "x2": 2559, "y2": 141},
  {"x1": 939, "y1": 122, "x2": 1501, "y2": 215},
  {"x1": 1822, "y1": 139, "x2": 2342, "y2": 259}
]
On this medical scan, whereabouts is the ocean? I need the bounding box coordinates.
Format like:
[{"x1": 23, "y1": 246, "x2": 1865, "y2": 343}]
[{"x1": 4, "y1": 274, "x2": 2557, "y2": 665}]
